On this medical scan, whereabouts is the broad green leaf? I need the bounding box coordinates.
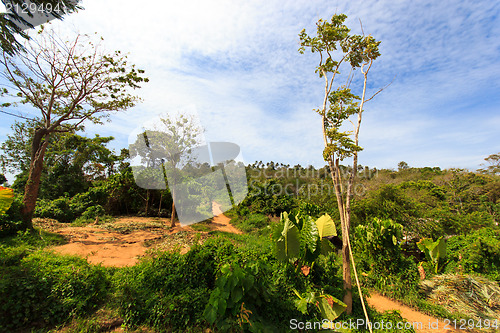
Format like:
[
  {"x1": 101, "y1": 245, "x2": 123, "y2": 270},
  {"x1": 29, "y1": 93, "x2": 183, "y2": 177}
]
[
  {"x1": 242, "y1": 275, "x2": 254, "y2": 291},
  {"x1": 294, "y1": 298, "x2": 309, "y2": 314},
  {"x1": 203, "y1": 304, "x2": 218, "y2": 324},
  {"x1": 417, "y1": 237, "x2": 446, "y2": 262},
  {"x1": 0, "y1": 187, "x2": 14, "y2": 215},
  {"x1": 217, "y1": 298, "x2": 227, "y2": 316},
  {"x1": 230, "y1": 287, "x2": 243, "y2": 306},
  {"x1": 276, "y1": 212, "x2": 300, "y2": 262},
  {"x1": 320, "y1": 238, "x2": 335, "y2": 255},
  {"x1": 435, "y1": 236, "x2": 446, "y2": 260},
  {"x1": 300, "y1": 215, "x2": 319, "y2": 255},
  {"x1": 317, "y1": 295, "x2": 346, "y2": 321},
  {"x1": 315, "y1": 214, "x2": 337, "y2": 238},
  {"x1": 417, "y1": 238, "x2": 434, "y2": 259},
  {"x1": 417, "y1": 236, "x2": 446, "y2": 273}
]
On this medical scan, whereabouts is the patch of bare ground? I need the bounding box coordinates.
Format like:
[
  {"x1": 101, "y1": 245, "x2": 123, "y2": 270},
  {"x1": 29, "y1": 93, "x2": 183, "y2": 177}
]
[
  {"x1": 367, "y1": 291, "x2": 462, "y2": 333},
  {"x1": 35, "y1": 202, "x2": 241, "y2": 267}
]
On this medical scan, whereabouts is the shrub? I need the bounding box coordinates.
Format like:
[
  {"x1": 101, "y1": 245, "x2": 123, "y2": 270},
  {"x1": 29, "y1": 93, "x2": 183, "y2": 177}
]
[
  {"x1": 355, "y1": 218, "x2": 420, "y2": 298},
  {"x1": 34, "y1": 197, "x2": 74, "y2": 222},
  {"x1": 0, "y1": 251, "x2": 110, "y2": 331},
  {"x1": 355, "y1": 218, "x2": 406, "y2": 275},
  {"x1": 114, "y1": 238, "x2": 235, "y2": 331},
  {"x1": 446, "y1": 227, "x2": 500, "y2": 280},
  {"x1": 0, "y1": 194, "x2": 24, "y2": 237}
]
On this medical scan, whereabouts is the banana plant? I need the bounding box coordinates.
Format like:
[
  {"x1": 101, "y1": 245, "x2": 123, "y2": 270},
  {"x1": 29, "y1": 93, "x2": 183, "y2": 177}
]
[
  {"x1": 275, "y1": 211, "x2": 338, "y2": 265},
  {"x1": 275, "y1": 211, "x2": 346, "y2": 321},
  {"x1": 275, "y1": 212, "x2": 300, "y2": 262},
  {"x1": 417, "y1": 236, "x2": 447, "y2": 274},
  {"x1": 0, "y1": 186, "x2": 14, "y2": 215}
]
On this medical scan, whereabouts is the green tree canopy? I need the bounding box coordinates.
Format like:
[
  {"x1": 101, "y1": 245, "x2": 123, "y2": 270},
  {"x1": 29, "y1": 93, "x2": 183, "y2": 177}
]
[
  {"x1": 299, "y1": 13, "x2": 383, "y2": 316},
  {"x1": 0, "y1": 27, "x2": 148, "y2": 228}
]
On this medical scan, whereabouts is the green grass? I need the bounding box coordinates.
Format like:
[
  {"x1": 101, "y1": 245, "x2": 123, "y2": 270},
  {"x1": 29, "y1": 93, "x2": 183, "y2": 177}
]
[
  {"x1": 71, "y1": 215, "x2": 116, "y2": 227},
  {"x1": 0, "y1": 228, "x2": 66, "y2": 251},
  {"x1": 190, "y1": 221, "x2": 211, "y2": 232},
  {"x1": 230, "y1": 213, "x2": 271, "y2": 233}
]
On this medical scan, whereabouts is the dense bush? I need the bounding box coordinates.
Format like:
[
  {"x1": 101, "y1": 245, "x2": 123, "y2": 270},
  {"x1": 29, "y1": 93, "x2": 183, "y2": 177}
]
[
  {"x1": 34, "y1": 197, "x2": 74, "y2": 222},
  {"x1": 355, "y1": 217, "x2": 419, "y2": 298},
  {"x1": 113, "y1": 237, "x2": 234, "y2": 331},
  {"x1": 238, "y1": 179, "x2": 298, "y2": 216},
  {"x1": 446, "y1": 227, "x2": 500, "y2": 280},
  {"x1": 0, "y1": 195, "x2": 24, "y2": 237},
  {"x1": 34, "y1": 185, "x2": 112, "y2": 222},
  {"x1": 353, "y1": 185, "x2": 423, "y2": 233},
  {"x1": 113, "y1": 235, "x2": 333, "y2": 332},
  {"x1": 0, "y1": 251, "x2": 110, "y2": 331}
]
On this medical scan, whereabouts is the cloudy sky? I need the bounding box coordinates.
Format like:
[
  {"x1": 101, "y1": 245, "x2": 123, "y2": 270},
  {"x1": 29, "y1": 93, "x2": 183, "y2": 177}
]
[{"x1": 1, "y1": 0, "x2": 499, "y2": 178}]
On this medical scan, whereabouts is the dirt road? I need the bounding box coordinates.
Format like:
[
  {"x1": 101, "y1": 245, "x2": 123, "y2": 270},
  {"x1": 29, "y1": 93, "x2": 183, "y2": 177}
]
[
  {"x1": 41, "y1": 202, "x2": 241, "y2": 267},
  {"x1": 367, "y1": 292, "x2": 460, "y2": 333}
]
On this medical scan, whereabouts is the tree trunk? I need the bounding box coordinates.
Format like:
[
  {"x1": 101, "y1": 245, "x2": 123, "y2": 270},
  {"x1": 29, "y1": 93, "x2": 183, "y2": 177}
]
[
  {"x1": 145, "y1": 189, "x2": 150, "y2": 217},
  {"x1": 20, "y1": 129, "x2": 49, "y2": 230},
  {"x1": 158, "y1": 191, "x2": 163, "y2": 216},
  {"x1": 170, "y1": 190, "x2": 176, "y2": 228},
  {"x1": 328, "y1": 158, "x2": 353, "y2": 314},
  {"x1": 342, "y1": 214, "x2": 353, "y2": 314}
]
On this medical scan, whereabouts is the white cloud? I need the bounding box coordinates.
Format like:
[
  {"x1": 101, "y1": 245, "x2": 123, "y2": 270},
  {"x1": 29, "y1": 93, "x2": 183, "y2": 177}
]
[{"x1": 1, "y1": 0, "x2": 499, "y2": 179}]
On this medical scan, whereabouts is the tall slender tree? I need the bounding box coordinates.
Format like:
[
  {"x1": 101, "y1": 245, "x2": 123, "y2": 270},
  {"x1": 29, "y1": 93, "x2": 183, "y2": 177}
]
[
  {"x1": 0, "y1": 27, "x2": 148, "y2": 229},
  {"x1": 299, "y1": 14, "x2": 383, "y2": 315},
  {"x1": 129, "y1": 113, "x2": 203, "y2": 227}
]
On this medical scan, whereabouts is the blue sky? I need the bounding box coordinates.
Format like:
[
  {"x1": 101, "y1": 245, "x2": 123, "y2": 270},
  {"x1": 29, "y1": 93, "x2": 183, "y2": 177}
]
[{"x1": 1, "y1": 0, "x2": 499, "y2": 181}]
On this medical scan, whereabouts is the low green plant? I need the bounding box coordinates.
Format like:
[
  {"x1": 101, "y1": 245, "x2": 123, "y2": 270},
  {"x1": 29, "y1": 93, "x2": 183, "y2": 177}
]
[
  {"x1": 0, "y1": 251, "x2": 110, "y2": 331},
  {"x1": 293, "y1": 289, "x2": 346, "y2": 322},
  {"x1": 230, "y1": 213, "x2": 270, "y2": 233},
  {"x1": 417, "y1": 236, "x2": 447, "y2": 274},
  {"x1": 34, "y1": 197, "x2": 74, "y2": 222},
  {"x1": 203, "y1": 262, "x2": 272, "y2": 332},
  {"x1": 446, "y1": 227, "x2": 500, "y2": 280},
  {"x1": 355, "y1": 217, "x2": 405, "y2": 275},
  {"x1": 113, "y1": 238, "x2": 236, "y2": 331},
  {"x1": 275, "y1": 211, "x2": 337, "y2": 266},
  {"x1": 354, "y1": 217, "x2": 419, "y2": 299},
  {"x1": 72, "y1": 205, "x2": 114, "y2": 226},
  {"x1": 0, "y1": 194, "x2": 24, "y2": 236},
  {"x1": 0, "y1": 186, "x2": 14, "y2": 215},
  {"x1": 367, "y1": 310, "x2": 417, "y2": 333},
  {"x1": 273, "y1": 211, "x2": 347, "y2": 325}
]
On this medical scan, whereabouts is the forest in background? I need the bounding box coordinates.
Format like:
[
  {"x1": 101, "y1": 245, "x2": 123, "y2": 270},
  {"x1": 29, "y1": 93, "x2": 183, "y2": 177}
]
[{"x1": 1, "y1": 129, "x2": 499, "y2": 331}]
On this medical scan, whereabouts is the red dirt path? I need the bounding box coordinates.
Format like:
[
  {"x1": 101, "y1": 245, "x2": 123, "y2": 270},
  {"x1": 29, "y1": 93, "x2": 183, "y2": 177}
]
[
  {"x1": 39, "y1": 202, "x2": 240, "y2": 267},
  {"x1": 367, "y1": 291, "x2": 460, "y2": 333}
]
